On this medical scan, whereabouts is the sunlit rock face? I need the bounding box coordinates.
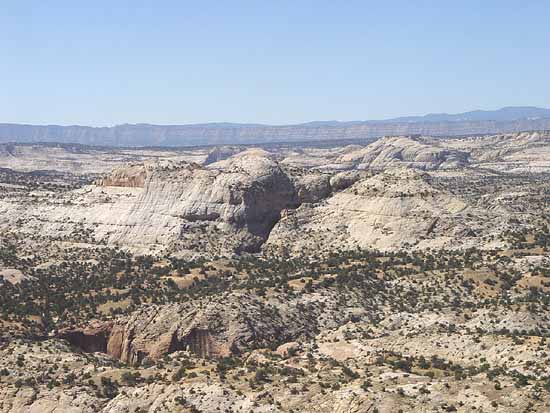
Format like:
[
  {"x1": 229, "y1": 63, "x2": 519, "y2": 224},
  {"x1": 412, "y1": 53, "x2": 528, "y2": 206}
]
[{"x1": 0, "y1": 152, "x2": 299, "y2": 255}]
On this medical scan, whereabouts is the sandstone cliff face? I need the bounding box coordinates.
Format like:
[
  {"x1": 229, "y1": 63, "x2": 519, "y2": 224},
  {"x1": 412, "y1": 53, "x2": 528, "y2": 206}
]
[
  {"x1": 58, "y1": 287, "x2": 378, "y2": 364},
  {"x1": 0, "y1": 152, "x2": 299, "y2": 255},
  {"x1": 58, "y1": 322, "x2": 113, "y2": 353}
]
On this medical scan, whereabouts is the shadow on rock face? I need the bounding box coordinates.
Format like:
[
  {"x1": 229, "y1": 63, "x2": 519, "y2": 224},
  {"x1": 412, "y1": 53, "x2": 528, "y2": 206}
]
[{"x1": 58, "y1": 325, "x2": 111, "y2": 353}]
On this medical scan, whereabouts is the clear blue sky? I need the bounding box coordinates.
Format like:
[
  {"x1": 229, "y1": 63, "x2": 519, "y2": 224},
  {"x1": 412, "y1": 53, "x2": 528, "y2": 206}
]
[{"x1": 3, "y1": 1, "x2": 550, "y2": 126}]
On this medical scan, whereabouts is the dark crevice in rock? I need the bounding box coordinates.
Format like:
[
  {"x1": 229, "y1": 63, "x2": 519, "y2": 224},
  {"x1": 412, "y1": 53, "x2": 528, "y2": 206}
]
[{"x1": 58, "y1": 330, "x2": 109, "y2": 353}]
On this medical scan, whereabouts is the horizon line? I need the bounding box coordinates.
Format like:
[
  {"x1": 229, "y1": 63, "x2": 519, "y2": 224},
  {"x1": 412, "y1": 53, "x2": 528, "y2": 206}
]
[{"x1": 2, "y1": 105, "x2": 549, "y2": 129}]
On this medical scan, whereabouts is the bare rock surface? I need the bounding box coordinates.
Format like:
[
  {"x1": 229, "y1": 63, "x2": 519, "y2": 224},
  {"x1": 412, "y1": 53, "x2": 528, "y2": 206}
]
[
  {"x1": 1, "y1": 132, "x2": 549, "y2": 257},
  {"x1": 59, "y1": 285, "x2": 379, "y2": 365},
  {"x1": 0, "y1": 152, "x2": 299, "y2": 255},
  {"x1": 0, "y1": 269, "x2": 35, "y2": 285},
  {"x1": 266, "y1": 168, "x2": 473, "y2": 253},
  {"x1": 337, "y1": 135, "x2": 470, "y2": 170}
]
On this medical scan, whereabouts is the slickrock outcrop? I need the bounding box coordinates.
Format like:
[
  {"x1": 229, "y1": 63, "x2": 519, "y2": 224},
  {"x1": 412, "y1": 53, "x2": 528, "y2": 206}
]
[
  {"x1": 328, "y1": 170, "x2": 370, "y2": 191},
  {"x1": 203, "y1": 145, "x2": 244, "y2": 165},
  {"x1": 266, "y1": 168, "x2": 472, "y2": 253},
  {"x1": 0, "y1": 152, "x2": 300, "y2": 255},
  {"x1": 293, "y1": 173, "x2": 332, "y2": 203},
  {"x1": 95, "y1": 163, "x2": 147, "y2": 187},
  {"x1": 442, "y1": 131, "x2": 550, "y2": 173},
  {"x1": 337, "y1": 135, "x2": 470, "y2": 170},
  {"x1": 1, "y1": 132, "x2": 548, "y2": 258}
]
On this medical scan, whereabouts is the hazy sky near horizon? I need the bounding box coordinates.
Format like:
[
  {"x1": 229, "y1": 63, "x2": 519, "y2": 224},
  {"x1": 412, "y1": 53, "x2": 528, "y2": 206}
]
[{"x1": 3, "y1": 1, "x2": 550, "y2": 126}]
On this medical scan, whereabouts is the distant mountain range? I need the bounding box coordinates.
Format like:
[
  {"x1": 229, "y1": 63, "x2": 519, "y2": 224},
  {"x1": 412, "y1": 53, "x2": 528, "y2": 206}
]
[{"x1": 1, "y1": 106, "x2": 550, "y2": 147}]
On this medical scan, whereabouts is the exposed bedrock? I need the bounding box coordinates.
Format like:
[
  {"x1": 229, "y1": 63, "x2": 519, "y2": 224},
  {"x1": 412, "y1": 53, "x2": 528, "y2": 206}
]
[
  {"x1": 57, "y1": 322, "x2": 113, "y2": 353},
  {"x1": 57, "y1": 288, "x2": 378, "y2": 365}
]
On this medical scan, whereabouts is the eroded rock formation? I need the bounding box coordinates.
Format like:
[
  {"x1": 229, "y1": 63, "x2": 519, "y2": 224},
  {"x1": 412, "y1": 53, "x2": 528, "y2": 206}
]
[
  {"x1": 337, "y1": 135, "x2": 470, "y2": 170},
  {"x1": 57, "y1": 287, "x2": 379, "y2": 364}
]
